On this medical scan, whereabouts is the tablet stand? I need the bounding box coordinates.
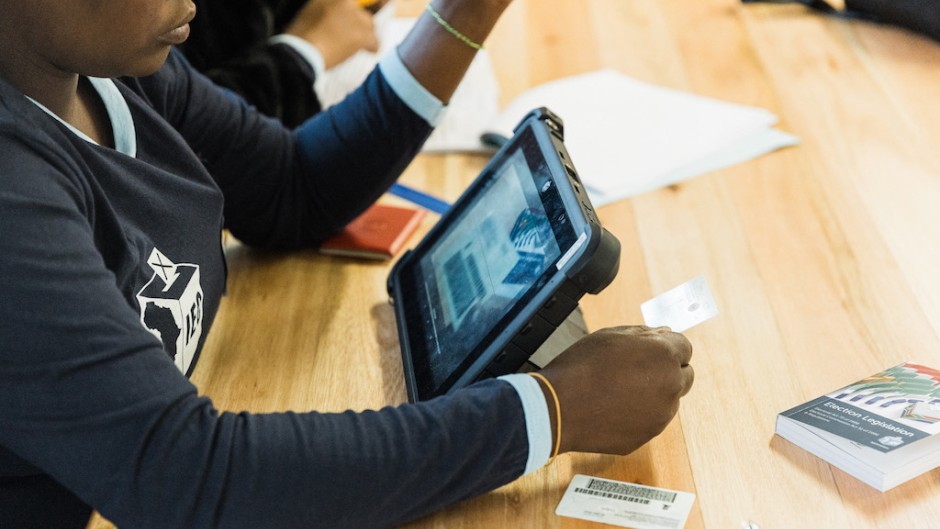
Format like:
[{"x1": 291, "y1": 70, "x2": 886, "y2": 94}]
[{"x1": 519, "y1": 305, "x2": 588, "y2": 371}]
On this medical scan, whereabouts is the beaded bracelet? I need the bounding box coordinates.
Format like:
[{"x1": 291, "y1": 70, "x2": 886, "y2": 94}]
[
  {"x1": 425, "y1": 2, "x2": 484, "y2": 51},
  {"x1": 530, "y1": 372, "x2": 562, "y2": 459}
]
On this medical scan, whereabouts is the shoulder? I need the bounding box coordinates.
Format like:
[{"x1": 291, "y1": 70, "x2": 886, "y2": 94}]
[{"x1": 0, "y1": 79, "x2": 88, "y2": 194}]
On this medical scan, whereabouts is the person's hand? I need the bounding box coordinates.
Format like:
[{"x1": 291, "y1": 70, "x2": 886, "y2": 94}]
[
  {"x1": 536, "y1": 326, "x2": 694, "y2": 455},
  {"x1": 285, "y1": 0, "x2": 388, "y2": 69}
]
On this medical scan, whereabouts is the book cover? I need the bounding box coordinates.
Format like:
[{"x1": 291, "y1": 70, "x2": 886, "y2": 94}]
[
  {"x1": 776, "y1": 362, "x2": 940, "y2": 491},
  {"x1": 319, "y1": 204, "x2": 425, "y2": 260}
]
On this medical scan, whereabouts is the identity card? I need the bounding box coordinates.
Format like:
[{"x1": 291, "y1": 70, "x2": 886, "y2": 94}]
[
  {"x1": 556, "y1": 474, "x2": 696, "y2": 529},
  {"x1": 640, "y1": 275, "x2": 718, "y2": 332}
]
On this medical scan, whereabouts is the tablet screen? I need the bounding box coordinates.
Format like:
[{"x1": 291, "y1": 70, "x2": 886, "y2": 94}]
[{"x1": 399, "y1": 127, "x2": 579, "y2": 398}]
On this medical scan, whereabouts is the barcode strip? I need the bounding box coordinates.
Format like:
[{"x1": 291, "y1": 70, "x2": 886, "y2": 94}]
[
  {"x1": 584, "y1": 478, "x2": 678, "y2": 503},
  {"x1": 574, "y1": 487, "x2": 650, "y2": 505}
]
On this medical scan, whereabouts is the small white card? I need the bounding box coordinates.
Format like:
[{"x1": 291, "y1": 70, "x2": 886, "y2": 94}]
[
  {"x1": 556, "y1": 474, "x2": 696, "y2": 529},
  {"x1": 640, "y1": 275, "x2": 718, "y2": 332}
]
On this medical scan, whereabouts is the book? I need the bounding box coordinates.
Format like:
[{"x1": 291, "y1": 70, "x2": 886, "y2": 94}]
[
  {"x1": 775, "y1": 362, "x2": 940, "y2": 491},
  {"x1": 319, "y1": 204, "x2": 425, "y2": 260}
]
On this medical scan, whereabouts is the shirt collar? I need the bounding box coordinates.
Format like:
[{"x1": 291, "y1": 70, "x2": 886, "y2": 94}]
[{"x1": 26, "y1": 77, "x2": 137, "y2": 158}]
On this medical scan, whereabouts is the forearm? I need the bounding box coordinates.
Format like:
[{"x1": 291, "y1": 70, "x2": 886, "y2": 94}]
[
  {"x1": 398, "y1": 0, "x2": 512, "y2": 103},
  {"x1": 203, "y1": 382, "x2": 529, "y2": 529},
  {"x1": 82, "y1": 382, "x2": 530, "y2": 529}
]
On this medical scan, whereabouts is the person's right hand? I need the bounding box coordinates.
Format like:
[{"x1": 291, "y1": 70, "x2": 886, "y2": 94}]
[
  {"x1": 285, "y1": 0, "x2": 387, "y2": 69},
  {"x1": 535, "y1": 326, "x2": 694, "y2": 456}
]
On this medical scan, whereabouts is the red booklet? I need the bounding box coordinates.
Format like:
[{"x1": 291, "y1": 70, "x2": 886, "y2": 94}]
[{"x1": 319, "y1": 204, "x2": 425, "y2": 260}]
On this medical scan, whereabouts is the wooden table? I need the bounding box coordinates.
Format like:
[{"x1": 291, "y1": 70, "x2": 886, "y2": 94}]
[{"x1": 92, "y1": 0, "x2": 940, "y2": 527}]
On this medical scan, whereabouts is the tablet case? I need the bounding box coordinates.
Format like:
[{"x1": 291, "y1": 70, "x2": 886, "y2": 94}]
[{"x1": 388, "y1": 108, "x2": 621, "y2": 401}]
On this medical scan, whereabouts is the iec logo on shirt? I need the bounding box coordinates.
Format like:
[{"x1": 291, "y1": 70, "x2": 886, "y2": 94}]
[{"x1": 136, "y1": 248, "x2": 204, "y2": 374}]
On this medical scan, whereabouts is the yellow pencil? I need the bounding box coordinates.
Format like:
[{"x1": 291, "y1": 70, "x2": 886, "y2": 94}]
[{"x1": 357, "y1": 0, "x2": 385, "y2": 13}]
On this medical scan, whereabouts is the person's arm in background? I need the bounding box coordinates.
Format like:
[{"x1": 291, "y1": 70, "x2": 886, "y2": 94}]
[
  {"x1": 280, "y1": 0, "x2": 384, "y2": 72},
  {"x1": 180, "y1": 0, "x2": 382, "y2": 127}
]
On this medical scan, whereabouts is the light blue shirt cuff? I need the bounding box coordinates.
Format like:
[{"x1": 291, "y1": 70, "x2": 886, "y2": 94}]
[
  {"x1": 378, "y1": 51, "x2": 445, "y2": 126},
  {"x1": 499, "y1": 374, "x2": 552, "y2": 475},
  {"x1": 268, "y1": 34, "x2": 326, "y2": 81}
]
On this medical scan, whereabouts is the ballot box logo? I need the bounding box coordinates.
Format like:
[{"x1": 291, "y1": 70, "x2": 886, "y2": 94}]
[{"x1": 136, "y1": 248, "x2": 204, "y2": 374}]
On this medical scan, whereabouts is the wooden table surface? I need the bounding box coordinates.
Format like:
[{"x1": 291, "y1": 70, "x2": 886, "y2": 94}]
[{"x1": 91, "y1": 0, "x2": 940, "y2": 527}]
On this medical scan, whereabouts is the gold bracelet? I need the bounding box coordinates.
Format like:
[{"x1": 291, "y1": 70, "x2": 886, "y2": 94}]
[
  {"x1": 425, "y1": 2, "x2": 484, "y2": 51},
  {"x1": 530, "y1": 372, "x2": 562, "y2": 459}
]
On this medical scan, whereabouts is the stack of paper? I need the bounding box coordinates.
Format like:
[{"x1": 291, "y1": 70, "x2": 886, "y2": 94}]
[{"x1": 487, "y1": 70, "x2": 799, "y2": 206}]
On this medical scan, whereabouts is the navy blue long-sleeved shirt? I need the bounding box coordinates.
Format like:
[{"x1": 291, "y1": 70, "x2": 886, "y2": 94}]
[{"x1": 0, "y1": 50, "x2": 533, "y2": 529}]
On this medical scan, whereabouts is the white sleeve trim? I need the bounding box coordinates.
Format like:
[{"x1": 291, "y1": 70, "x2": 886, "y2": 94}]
[
  {"x1": 268, "y1": 34, "x2": 326, "y2": 81},
  {"x1": 499, "y1": 374, "x2": 552, "y2": 475},
  {"x1": 378, "y1": 50, "x2": 445, "y2": 126}
]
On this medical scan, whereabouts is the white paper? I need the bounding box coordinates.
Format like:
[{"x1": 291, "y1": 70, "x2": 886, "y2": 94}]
[
  {"x1": 641, "y1": 275, "x2": 719, "y2": 332},
  {"x1": 589, "y1": 127, "x2": 799, "y2": 207},
  {"x1": 556, "y1": 474, "x2": 696, "y2": 529},
  {"x1": 488, "y1": 69, "x2": 799, "y2": 201}
]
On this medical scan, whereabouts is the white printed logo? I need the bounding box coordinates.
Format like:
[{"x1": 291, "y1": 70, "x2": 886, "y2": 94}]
[
  {"x1": 136, "y1": 248, "x2": 204, "y2": 374},
  {"x1": 878, "y1": 436, "x2": 905, "y2": 448}
]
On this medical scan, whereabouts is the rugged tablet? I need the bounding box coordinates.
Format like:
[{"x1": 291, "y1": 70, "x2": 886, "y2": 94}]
[{"x1": 388, "y1": 108, "x2": 621, "y2": 402}]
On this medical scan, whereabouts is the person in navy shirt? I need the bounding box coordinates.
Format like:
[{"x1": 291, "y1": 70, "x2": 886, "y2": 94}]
[{"x1": 0, "y1": 1, "x2": 695, "y2": 528}]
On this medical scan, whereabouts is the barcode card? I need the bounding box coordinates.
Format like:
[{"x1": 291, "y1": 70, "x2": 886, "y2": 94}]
[
  {"x1": 556, "y1": 475, "x2": 695, "y2": 529},
  {"x1": 640, "y1": 275, "x2": 718, "y2": 332}
]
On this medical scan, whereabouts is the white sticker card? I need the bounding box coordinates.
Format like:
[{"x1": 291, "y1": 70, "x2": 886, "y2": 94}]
[
  {"x1": 640, "y1": 275, "x2": 718, "y2": 332},
  {"x1": 556, "y1": 474, "x2": 696, "y2": 529}
]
